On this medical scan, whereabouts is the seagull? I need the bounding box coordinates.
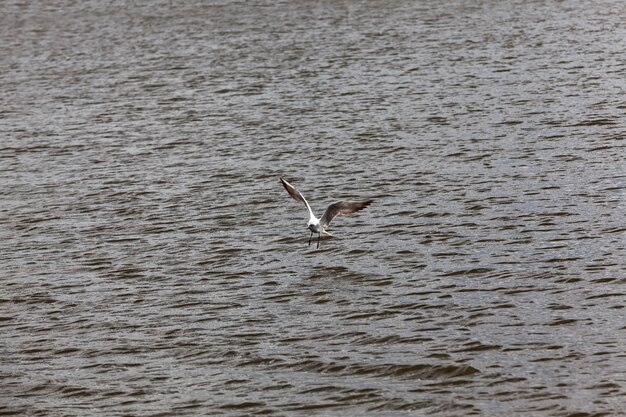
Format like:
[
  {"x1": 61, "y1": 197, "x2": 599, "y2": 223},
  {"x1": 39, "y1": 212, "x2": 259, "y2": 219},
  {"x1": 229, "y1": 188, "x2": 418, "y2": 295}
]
[{"x1": 280, "y1": 178, "x2": 373, "y2": 248}]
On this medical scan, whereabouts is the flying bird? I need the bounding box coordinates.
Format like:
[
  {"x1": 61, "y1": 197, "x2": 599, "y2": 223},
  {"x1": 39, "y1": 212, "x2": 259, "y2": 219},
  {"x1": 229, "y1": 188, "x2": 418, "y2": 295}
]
[{"x1": 280, "y1": 178, "x2": 372, "y2": 248}]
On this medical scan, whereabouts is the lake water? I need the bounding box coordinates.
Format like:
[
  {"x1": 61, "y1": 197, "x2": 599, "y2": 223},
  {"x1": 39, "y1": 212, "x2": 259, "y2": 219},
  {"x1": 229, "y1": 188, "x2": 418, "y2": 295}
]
[{"x1": 1, "y1": 1, "x2": 625, "y2": 416}]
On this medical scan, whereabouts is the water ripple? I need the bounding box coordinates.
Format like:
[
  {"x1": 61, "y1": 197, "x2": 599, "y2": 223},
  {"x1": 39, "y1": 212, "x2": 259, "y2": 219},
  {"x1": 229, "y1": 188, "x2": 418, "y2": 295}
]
[{"x1": 2, "y1": 1, "x2": 625, "y2": 416}]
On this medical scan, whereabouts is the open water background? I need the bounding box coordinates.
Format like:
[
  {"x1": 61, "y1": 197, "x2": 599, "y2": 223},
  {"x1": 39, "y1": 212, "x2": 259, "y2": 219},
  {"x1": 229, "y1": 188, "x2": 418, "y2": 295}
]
[{"x1": 1, "y1": 1, "x2": 625, "y2": 416}]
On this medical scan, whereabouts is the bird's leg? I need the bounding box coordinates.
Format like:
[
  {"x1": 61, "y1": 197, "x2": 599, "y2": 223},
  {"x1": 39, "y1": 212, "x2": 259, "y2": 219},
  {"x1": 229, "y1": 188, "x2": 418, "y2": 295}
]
[
  {"x1": 317, "y1": 233, "x2": 320, "y2": 249},
  {"x1": 309, "y1": 231, "x2": 312, "y2": 246}
]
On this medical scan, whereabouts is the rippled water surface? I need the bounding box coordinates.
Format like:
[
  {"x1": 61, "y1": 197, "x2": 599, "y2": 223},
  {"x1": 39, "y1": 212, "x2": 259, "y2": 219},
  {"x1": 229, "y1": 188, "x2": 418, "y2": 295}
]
[{"x1": 2, "y1": 1, "x2": 625, "y2": 416}]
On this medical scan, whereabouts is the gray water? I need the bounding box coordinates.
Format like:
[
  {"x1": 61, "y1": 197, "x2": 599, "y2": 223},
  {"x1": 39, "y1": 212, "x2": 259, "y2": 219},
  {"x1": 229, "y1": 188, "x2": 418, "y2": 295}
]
[{"x1": 1, "y1": 1, "x2": 625, "y2": 416}]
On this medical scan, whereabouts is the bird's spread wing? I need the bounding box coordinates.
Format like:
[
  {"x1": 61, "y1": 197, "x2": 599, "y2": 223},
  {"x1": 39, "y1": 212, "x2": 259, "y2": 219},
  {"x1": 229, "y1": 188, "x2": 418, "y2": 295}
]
[
  {"x1": 320, "y1": 200, "x2": 372, "y2": 229},
  {"x1": 280, "y1": 178, "x2": 315, "y2": 220}
]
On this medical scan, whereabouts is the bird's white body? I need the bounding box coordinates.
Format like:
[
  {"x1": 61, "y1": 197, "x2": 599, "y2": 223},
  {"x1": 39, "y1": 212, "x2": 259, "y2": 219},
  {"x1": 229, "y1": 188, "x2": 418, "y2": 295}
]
[
  {"x1": 280, "y1": 178, "x2": 372, "y2": 248},
  {"x1": 307, "y1": 217, "x2": 331, "y2": 236},
  {"x1": 300, "y1": 193, "x2": 323, "y2": 233}
]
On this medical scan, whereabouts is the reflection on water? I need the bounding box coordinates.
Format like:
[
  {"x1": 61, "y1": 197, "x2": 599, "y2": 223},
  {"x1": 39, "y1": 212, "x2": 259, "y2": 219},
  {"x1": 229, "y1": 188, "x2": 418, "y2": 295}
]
[{"x1": 1, "y1": 1, "x2": 625, "y2": 416}]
